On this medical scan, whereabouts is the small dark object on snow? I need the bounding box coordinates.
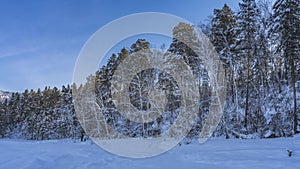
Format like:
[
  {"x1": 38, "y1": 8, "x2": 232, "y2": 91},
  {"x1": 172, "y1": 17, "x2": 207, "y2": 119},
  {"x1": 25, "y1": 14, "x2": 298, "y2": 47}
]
[
  {"x1": 287, "y1": 150, "x2": 293, "y2": 157},
  {"x1": 81, "y1": 131, "x2": 85, "y2": 142}
]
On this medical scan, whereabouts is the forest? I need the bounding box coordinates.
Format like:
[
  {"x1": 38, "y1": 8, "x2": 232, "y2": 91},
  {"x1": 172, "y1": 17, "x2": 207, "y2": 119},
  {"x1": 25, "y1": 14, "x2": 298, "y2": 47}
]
[{"x1": 0, "y1": 0, "x2": 299, "y2": 140}]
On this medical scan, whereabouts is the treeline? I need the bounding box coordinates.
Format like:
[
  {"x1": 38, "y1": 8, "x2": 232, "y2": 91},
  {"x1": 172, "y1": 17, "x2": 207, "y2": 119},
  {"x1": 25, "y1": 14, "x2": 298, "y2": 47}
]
[{"x1": 0, "y1": 85, "x2": 83, "y2": 140}]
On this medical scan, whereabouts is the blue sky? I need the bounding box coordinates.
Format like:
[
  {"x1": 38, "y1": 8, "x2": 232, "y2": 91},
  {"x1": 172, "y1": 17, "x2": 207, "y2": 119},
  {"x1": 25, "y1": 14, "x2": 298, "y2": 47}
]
[{"x1": 0, "y1": 0, "x2": 240, "y2": 92}]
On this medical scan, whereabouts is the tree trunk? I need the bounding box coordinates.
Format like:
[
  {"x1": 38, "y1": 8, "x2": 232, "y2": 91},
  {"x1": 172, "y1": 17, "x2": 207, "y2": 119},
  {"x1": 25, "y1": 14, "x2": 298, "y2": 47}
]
[
  {"x1": 245, "y1": 55, "x2": 250, "y2": 129},
  {"x1": 290, "y1": 57, "x2": 298, "y2": 133}
]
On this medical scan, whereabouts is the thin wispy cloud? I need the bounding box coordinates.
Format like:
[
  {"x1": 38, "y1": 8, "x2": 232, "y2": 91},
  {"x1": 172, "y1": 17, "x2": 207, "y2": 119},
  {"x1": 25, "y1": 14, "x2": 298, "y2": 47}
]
[{"x1": 0, "y1": 47, "x2": 41, "y2": 59}]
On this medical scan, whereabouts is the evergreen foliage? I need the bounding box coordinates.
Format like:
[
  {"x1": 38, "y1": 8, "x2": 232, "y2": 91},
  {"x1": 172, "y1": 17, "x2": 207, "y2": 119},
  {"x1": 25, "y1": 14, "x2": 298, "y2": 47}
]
[{"x1": 0, "y1": 0, "x2": 299, "y2": 140}]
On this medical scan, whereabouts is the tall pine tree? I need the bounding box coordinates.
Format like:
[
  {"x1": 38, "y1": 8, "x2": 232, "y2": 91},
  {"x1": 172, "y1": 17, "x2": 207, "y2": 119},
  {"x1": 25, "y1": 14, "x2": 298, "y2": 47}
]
[
  {"x1": 236, "y1": 0, "x2": 260, "y2": 131},
  {"x1": 273, "y1": 0, "x2": 300, "y2": 133}
]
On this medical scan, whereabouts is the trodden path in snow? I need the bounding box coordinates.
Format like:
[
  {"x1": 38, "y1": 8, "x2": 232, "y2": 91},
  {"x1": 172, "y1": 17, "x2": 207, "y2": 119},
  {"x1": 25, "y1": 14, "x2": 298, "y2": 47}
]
[{"x1": 0, "y1": 136, "x2": 299, "y2": 169}]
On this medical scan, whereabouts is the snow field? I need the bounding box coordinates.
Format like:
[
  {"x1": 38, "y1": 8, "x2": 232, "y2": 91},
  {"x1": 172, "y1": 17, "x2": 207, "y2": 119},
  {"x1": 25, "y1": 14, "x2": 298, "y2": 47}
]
[{"x1": 0, "y1": 136, "x2": 299, "y2": 169}]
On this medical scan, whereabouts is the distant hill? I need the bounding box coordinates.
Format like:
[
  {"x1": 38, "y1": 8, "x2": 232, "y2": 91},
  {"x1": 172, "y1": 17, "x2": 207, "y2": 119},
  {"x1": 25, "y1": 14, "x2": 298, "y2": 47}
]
[{"x1": 0, "y1": 90, "x2": 11, "y2": 102}]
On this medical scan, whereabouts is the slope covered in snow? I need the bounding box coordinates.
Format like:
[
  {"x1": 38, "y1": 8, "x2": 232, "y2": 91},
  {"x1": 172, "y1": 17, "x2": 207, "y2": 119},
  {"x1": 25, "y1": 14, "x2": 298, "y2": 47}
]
[{"x1": 0, "y1": 136, "x2": 299, "y2": 169}]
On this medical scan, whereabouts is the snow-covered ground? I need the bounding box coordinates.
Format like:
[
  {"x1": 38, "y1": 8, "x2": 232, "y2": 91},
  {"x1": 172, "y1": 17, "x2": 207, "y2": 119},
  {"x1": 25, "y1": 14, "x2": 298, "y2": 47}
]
[{"x1": 0, "y1": 136, "x2": 299, "y2": 169}]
